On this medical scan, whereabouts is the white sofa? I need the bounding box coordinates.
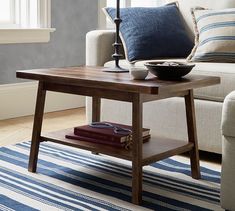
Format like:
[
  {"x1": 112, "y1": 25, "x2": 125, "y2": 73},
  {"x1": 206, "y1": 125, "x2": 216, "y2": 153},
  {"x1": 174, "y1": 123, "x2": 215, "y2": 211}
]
[
  {"x1": 86, "y1": 0, "x2": 235, "y2": 155},
  {"x1": 221, "y1": 91, "x2": 235, "y2": 211}
]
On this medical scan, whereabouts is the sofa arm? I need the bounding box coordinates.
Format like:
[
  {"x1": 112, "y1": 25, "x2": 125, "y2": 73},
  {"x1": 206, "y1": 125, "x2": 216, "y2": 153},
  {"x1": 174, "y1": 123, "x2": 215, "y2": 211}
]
[
  {"x1": 221, "y1": 91, "x2": 235, "y2": 137},
  {"x1": 86, "y1": 30, "x2": 116, "y2": 66},
  {"x1": 221, "y1": 91, "x2": 235, "y2": 211}
]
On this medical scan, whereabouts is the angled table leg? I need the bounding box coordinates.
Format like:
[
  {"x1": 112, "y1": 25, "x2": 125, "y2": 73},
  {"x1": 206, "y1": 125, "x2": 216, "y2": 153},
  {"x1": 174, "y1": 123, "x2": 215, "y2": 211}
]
[
  {"x1": 184, "y1": 90, "x2": 201, "y2": 179},
  {"x1": 132, "y1": 94, "x2": 143, "y2": 205},
  {"x1": 28, "y1": 81, "x2": 46, "y2": 173}
]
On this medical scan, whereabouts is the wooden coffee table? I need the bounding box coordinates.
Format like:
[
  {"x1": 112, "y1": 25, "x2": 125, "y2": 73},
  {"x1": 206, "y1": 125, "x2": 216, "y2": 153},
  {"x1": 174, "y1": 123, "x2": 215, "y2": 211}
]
[{"x1": 16, "y1": 66, "x2": 220, "y2": 205}]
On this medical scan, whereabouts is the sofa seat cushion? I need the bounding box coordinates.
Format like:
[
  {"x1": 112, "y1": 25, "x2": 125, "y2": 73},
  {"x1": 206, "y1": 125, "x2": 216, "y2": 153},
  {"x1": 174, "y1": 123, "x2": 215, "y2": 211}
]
[{"x1": 104, "y1": 59, "x2": 235, "y2": 102}]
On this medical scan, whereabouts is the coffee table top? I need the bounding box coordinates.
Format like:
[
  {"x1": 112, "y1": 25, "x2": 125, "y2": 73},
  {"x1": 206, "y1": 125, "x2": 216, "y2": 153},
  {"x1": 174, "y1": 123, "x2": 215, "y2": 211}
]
[{"x1": 16, "y1": 66, "x2": 220, "y2": 95}]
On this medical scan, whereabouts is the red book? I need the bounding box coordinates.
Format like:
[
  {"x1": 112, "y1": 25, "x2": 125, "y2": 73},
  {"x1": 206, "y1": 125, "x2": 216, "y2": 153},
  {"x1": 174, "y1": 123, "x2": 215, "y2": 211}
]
[
  {"x1": 74, "y1": 122, "x2": 150, "y2": 143},
  {"x1": 65, "y1": 133, "x2": 150, "y2": 148},
  {"x1": 66, "y1": 133, "x2": 125, "y2": 147}
]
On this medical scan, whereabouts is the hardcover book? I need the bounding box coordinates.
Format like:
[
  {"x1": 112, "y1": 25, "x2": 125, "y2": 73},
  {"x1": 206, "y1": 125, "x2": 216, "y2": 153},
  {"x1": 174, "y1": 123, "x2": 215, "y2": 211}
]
[
  {"x1": 74, "y1": 122, "x2": 150, "y2": 143},
  {"x1": 65, "y1": 133, "x2": 151, "y2": 148}
]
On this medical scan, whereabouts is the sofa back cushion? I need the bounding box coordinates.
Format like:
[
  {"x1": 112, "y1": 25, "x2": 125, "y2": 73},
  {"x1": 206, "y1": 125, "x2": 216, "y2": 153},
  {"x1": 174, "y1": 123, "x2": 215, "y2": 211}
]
[
  {"x1": 166, "y1": 0, "x2": 235, "y2": 39},
  {"x1": 187, "y1": 7, "x2": 235, "y2": 63}
]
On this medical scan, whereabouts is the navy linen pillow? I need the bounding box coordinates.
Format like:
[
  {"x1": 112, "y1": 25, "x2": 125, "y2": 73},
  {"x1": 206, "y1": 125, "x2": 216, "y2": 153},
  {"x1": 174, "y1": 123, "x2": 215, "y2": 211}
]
[{"x1": 104, "y1": 4, "x2": 193, "y2": 63}]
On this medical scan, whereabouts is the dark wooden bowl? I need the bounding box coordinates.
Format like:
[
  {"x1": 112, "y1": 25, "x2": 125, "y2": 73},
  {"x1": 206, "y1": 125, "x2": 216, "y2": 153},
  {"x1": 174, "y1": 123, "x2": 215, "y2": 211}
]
[{"x1": 144, "y1": 61, "x2": 195, "y2": 80}]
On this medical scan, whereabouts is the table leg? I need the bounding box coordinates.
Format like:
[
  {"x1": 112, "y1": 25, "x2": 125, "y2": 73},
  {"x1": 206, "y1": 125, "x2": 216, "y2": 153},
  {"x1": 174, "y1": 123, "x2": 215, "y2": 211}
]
[
  {"x1": 28, "y1": 81, "x2": 46, "y2": 172},
  {"x1": 92, "y1": 97, "x2": 101, "y2": 155},
  {"x1": 132, "y1": 94, "x2": 143, "y2": 205},
  {"x1": 92, "y1": 97, "x2": 101, "y2": 122},
  {"x1": 184, "y1": 90, "x2": 201, "y2": 179}
]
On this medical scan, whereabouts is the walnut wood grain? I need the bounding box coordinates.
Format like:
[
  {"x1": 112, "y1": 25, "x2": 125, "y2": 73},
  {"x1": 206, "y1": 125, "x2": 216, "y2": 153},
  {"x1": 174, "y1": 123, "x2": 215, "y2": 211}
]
[
  {"x1": 141, "y1": 90, "x2": 189, "y2": 102},
  {"x1": 28, "y1": 81, "x2": 46, "y2": 172},
  {"x1": 16, "y1": 65, "x2": 220, "y2": 205},
  {"x1": 40, "y1": 128, "x2": 194, "y2": 163},
  {"x1": 44, "y1": 83, "x2": 134, "y2": 102},
  {"x1": 92, "y1": 97, "x2": 101, "y2": 123},
  {"x1": 185, "y1": 90, "x2": 201, "y2": 179},
  {"x1": 132, "y1": 94, "x2": 143, "y2": 204},
  {"x1": 91, "y1": 97, "x2": 101, "y2": 155},
  {"x1": 16, "y1": 66, "x2": 220, "y2": 95}
]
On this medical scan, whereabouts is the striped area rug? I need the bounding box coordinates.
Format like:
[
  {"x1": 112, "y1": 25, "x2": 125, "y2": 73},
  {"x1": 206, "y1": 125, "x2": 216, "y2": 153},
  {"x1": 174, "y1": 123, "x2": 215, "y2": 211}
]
[{"x1": 0, "y1": 142, "x2": 222, "y2": 211}]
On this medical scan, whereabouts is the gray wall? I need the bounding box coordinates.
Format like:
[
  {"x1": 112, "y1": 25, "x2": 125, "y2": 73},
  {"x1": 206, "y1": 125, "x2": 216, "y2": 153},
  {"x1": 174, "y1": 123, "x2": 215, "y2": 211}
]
[{"x1": 0, "y1": 0, "x2": 98, "y2": 84}]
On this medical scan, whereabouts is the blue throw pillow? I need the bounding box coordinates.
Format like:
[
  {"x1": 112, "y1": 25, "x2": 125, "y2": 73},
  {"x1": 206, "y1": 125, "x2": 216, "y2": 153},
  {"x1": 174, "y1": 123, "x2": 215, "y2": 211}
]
[{"x1": 104, "y1": 4, "x2": 194, "y2": 63}]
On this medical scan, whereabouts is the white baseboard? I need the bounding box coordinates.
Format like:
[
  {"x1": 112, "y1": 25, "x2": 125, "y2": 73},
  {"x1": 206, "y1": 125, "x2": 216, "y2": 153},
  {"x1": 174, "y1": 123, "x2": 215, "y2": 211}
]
[{"x1": 0, "y1": 82, "x2": 85, "y2": 120}]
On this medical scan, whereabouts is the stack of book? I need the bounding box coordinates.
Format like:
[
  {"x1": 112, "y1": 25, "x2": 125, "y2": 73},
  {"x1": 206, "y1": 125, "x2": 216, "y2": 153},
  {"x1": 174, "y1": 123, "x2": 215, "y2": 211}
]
[{"x1": 65, "y1": 122, "x2": 150, "y2": 149}]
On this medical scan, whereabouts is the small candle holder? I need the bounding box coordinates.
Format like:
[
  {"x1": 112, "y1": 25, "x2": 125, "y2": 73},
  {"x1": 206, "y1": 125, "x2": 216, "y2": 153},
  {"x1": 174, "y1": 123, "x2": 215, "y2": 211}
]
[{"x1": 103, "y1": 0, "x2": 129, "y2": 73}]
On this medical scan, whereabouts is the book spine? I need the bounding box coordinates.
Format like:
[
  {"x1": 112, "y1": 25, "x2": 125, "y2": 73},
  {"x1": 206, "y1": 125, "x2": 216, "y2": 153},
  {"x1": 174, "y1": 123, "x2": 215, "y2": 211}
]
[
  {"x1": 65, "y1": 135, "x2": 125, "y2": 148},
  {"x1": 74, "y1": 128, "x2": 125, "y2": 143}
]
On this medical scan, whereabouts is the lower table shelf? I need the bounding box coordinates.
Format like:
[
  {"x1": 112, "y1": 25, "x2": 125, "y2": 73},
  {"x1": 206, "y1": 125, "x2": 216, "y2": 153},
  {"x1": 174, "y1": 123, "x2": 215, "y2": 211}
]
[{"x1": 41, "y1": 128, "x2": 194, "y2": 166}]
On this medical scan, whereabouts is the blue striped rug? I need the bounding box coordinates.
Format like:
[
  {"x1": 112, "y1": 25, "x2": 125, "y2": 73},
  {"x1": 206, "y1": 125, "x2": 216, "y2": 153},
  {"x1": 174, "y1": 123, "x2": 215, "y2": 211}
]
[{"x1": 0, "y1": 142, "x2": 222, "y2": 211}]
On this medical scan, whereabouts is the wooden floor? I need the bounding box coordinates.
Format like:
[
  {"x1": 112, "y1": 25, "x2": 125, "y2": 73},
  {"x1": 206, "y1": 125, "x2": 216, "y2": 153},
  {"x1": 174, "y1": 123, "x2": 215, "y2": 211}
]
[{"x1": 0, "y1": 107, "x2": 86, "y2": 147}]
